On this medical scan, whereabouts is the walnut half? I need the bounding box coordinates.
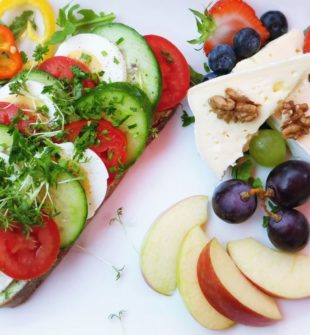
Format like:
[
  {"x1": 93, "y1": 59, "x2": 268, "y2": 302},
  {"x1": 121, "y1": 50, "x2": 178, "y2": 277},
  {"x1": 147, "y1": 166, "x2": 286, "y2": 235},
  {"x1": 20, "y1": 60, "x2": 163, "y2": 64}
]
[
  {"x1": 209, "y1": 88, "x2": 260, "y2": 123},
  {"x1": 281, "y1": 101, "x2": 310, "y2": 140}
]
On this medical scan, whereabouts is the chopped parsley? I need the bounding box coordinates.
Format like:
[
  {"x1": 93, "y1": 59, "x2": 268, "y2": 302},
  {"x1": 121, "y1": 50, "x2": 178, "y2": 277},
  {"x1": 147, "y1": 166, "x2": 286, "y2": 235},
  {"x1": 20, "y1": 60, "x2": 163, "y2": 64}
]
[
  {"x1": 116, "y1": 37, "x2": 124, "y2": 45},
  {"x1": 113, "y1": 57, "x2": 120, "y2": 65},
  {"x1": 101, "y1": 50, "x2": 108, "y2": 57},
  {"x1": 32, "y1": 44, "x2": 49, "y2": 62},
  {"x1": 80, "y1": 52, "x2": 92, "y2": 64},
  {"x1": 20, "y1": 51, "x2": 28, "y2": 64},
  {"x1": 161, "y1": 50, "x2": 174, "y2": 63},
  {"x1": 181, "y1": 110, "x2": 195, "y2": 127}
]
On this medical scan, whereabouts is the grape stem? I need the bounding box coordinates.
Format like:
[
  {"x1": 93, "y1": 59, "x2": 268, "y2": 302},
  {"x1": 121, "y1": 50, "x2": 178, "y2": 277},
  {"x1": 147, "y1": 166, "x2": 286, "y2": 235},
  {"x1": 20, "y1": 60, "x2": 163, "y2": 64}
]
[{"x1": 240, "y1": 188, "x2": 281, "y2": 222}]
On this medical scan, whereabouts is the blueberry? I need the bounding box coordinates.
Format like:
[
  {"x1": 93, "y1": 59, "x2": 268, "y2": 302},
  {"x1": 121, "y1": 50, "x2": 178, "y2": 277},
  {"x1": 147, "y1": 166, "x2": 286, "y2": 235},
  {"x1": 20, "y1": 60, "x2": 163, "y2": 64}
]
[
  {"x1": 208, "y1": 45, "x2": 237, "y2": 74},
  {"x1": 202, "y1": 72, "x2": 219, "y2": 82},
  {"x1": 261, "y1": 11, "x2": 288, "y2": 40},
  {"x1": 233, "y1": 28, "x2": 261, "y2": 59}
]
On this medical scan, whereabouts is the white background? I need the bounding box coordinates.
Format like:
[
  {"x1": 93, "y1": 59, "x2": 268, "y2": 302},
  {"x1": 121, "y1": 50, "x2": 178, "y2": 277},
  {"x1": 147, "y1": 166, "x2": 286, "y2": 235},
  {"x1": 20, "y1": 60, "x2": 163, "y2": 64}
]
[{"x1": 1, "y1": 0, "x2": 310, "y2": 334}]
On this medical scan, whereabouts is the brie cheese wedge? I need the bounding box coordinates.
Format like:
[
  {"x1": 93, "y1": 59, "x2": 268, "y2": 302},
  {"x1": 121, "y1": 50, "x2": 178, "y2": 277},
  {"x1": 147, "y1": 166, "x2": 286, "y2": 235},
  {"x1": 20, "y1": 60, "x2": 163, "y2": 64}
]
[
  {"x1": 234, "y1": 29, "x2": 304, "y2": 72},
  {"x1": 234, "y1": 29, "x2": 310, "y2": 162},
  {"x1": 188, "y1": 54, "x2": 310, "y2": 178}
]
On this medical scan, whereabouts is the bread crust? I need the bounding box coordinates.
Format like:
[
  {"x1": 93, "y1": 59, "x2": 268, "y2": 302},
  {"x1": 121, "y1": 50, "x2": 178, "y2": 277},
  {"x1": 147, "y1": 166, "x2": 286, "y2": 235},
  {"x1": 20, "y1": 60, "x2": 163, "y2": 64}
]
[{"x1": 1, "y1": 108, "x2": 176, "y2": 308}]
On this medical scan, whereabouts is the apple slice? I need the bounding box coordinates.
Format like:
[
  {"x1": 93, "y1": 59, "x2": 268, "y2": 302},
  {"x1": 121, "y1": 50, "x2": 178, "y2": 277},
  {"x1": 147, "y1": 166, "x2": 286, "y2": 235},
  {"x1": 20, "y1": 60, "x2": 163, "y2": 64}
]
[
  {"x1": 197, "y1": 238, "x2": 282, "y2": 326},
  {"x1": 141, "y1": 195, "x2": 208, "y2": 295},
  {"x1": 228, "y1": 238, "x2": 310, "y2": 299},
  {"x1": 177, "y1": 226, "x2": 234, "y2": 330}
]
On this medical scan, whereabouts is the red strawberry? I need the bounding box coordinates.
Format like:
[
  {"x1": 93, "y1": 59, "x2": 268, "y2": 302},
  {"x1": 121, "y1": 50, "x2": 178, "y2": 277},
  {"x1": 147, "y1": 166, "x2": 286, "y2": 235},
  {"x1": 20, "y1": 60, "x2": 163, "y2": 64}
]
[
  {"x1": 189, "y1": 0, "x2": 269, "y2": 55},
  {"x1": 304, "y1": 28, "x2": 310, "y2": 53}
]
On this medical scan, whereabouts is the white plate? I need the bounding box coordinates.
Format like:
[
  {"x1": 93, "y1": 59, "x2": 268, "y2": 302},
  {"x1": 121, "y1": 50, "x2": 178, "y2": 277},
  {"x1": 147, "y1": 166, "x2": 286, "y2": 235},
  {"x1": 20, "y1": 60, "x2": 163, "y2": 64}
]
[{"x1": 1, "y1": 0, "x2": 310, "y2": 334}]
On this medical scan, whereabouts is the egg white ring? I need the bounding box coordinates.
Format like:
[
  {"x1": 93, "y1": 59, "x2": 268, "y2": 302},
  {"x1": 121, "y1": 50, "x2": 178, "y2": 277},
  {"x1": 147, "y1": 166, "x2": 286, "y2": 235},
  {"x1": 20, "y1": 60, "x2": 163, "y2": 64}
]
[
  {"x1": 55, "y1": 33, "x2": 127, "y2": 83},
  {"x1": 0, "y1": 81, "x2": 57, "y2": 122},
  {"x1": 57, "y1": 142, "x2": 108, "y2": 219}
]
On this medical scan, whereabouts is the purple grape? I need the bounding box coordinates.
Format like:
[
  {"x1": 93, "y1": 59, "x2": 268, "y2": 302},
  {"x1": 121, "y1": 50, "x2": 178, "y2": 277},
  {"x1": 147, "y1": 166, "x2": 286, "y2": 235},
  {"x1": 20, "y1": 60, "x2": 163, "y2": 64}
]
[
  {"x1": 267, "y1": 208, "x2": 309, "y2": 252},
  {"x1": 212, "y1": 179, "x2": 257, "y2": 223},
  {"x1": 266, "y1": 160, "x2": 310, "y2": 208}
]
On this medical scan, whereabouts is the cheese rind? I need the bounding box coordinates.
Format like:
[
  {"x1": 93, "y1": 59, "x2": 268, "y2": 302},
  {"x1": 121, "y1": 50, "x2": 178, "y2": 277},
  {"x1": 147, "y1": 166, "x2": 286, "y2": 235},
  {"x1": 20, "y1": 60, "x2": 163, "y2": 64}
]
[
  {"x1": 188, "y1": 54, "x2": 310, "y2": 178},
  {"x1": 234, "y1": 29, "x2": 304, "y2": 72}
]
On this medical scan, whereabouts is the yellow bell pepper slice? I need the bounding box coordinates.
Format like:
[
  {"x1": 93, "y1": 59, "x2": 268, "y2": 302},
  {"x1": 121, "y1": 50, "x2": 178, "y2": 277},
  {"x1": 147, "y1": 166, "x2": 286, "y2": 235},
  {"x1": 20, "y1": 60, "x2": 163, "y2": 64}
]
[{"x1": 0, "y1": 0, "x2": 56, "y2": 44}]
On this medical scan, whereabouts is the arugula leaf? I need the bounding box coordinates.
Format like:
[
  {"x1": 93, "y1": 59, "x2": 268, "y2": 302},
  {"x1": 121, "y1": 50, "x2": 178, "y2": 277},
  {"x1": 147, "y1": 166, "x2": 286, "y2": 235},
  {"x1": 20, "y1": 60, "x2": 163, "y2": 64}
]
[
  {"x1": 49, "y1": 4, "x2": 116, "y2": 45},
  {"x1": 9, "y1": 10, "x2": 36, "y2": 40},
  {"x1": 231, "y1": 158, "x2": 253, "y2": 181},
  {"x1": 189, "y1": 66, "x2": 204, "y2": 86},
  {"x1": 181, "y1": 110, "x2": 195, "y2": 127}
]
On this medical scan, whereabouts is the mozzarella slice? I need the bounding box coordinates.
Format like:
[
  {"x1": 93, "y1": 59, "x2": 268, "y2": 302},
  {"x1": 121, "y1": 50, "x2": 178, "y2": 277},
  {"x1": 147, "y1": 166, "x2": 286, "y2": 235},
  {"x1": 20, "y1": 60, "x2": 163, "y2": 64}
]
[
  {"x1": 0, "y1": 81, "x2": 56, "y2": 121},
  {"x1": 233, "y1": 29, "x2": 305, "y2": 72},
  {"x1": 188, "y1": 54, "x2": 310, "y2": 178},
  {"x1": 55, "y1": 34, "x2": 127, "y2": 83},
  {"x1": 58, "y1": 143, "x2": 108, "y2": 219}
]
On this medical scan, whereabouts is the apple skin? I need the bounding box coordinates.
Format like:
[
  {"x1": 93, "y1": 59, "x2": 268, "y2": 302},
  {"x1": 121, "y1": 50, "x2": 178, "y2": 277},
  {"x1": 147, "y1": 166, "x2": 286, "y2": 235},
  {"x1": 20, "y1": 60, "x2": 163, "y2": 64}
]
[
  {"x1": 228, "y1": 238, "x2": 310, "y2": 299},
  {"x1": 177, "y1": 226, "x2": 234, "y2": 330},
  {"x1": 197, "y1": 240, "x2": 281, "y2": 326}
]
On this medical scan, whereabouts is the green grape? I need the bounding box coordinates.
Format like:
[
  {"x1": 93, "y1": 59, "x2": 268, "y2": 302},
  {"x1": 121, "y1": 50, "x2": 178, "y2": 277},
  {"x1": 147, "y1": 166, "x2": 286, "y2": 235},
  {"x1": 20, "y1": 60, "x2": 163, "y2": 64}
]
[{"x1": 249, "y1": 130, "x2": 286, "y2": 167}]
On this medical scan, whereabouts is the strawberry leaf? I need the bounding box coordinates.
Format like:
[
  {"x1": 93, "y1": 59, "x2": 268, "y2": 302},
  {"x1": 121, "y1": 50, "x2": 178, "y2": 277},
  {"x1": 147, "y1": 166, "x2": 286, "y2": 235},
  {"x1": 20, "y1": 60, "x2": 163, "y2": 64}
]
[{"x1": 188, "y1": 9, "x2": 216, "y2": 45}]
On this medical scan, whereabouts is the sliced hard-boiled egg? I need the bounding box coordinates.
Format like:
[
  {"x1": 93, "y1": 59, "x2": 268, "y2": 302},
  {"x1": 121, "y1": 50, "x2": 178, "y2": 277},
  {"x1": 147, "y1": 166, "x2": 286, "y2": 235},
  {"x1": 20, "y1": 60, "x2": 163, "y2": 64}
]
[
  {"x1": 55, "y1": 33, "x2": 127, "y2": 83},
  {"x1": 0, "y1": 81, "x2": 56, "y2": 121},
  {"x1": 57, "y1": 142, "x2": 108, "y2": 219}
]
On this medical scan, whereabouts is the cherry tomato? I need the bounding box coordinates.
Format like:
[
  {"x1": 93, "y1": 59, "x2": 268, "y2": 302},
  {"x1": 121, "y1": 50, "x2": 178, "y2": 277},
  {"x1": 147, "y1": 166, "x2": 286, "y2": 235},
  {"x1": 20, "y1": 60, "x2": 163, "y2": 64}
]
[
  {"x1": 144, "y1": 35, "x2": 190, "y2": 112},
  {"x1": 0, "y1": 216, "x2": 60, "y2": 280},
  {"x1": 0, "y1": 102, "x2": 35, "y2": 133},
  {"x1": 38, "y1": 56, "x2": 96, "y2": 88},
  {"x1": 0, "y1": 26, "x2": 23, "y2": 80},
  {"x1": 65, "y1": 120, "x2": 127, "y2": 184}
]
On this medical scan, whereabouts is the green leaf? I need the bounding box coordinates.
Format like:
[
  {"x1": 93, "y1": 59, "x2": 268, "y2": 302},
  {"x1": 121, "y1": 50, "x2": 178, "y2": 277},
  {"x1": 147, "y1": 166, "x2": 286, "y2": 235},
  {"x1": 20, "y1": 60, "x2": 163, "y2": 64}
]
[
  {"x1": 231, "y1": 159, "x2": 253, "y2": 181},
  {"x1": 9, "y1": 10, "x2": 35, "y2": 40},
  {"x1": 50, "y1": 4, "x2": 116, "y2": 44},
  {"x1": 262, "y1": 216, "x2": 270, "y2": 228},
  {"x1": 252, "y1": 177, "x2": 263, "y2": 188},
  {"x1": 268, "y1": 201, "x2": 280, "y2": 214},
  {"x1": 181, "y1": 110, "x2": 195, "y2": 127},
  {"x1": 188, "y1": 8, "x2": 216, "y2": 45},
  {"x1": 20, "y1": 51, "x2": 28, "y2": 64},
  {"x1": 203, "y1": 62, "x2": 210, "y2": 73},
  {"x1": 32, "y1": 44, "x2": 49, "y2": 62},
  {"x1": 189, "y1": 66, "x2": 204, "y2": 86}
]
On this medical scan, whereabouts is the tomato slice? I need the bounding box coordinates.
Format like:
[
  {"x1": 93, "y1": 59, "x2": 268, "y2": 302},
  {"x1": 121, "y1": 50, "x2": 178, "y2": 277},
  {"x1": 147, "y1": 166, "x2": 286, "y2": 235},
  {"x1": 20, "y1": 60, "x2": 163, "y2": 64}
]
[
  {"x1": 64, "y1": 120, "x2": 127, "y2": 184},
  {"x1": 38, "y1": 56, "x2": 96, "y2": 88},
  {"x1": 144, "y1": 35, "x2": 190, "y2": 112},
  {"x1": 0, "y1": 102, "x2": 35, "y2": 132},
  {"x1": 0, "y1": 216, "x2": 60, "y2": 280},
  {"x1": 0, "y1": 26, "x2": 23, "y2": 80}
]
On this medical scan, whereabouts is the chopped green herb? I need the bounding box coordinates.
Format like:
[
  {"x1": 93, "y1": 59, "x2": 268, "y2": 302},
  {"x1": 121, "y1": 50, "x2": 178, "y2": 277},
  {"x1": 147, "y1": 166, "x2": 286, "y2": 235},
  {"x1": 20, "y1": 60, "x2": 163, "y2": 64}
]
[
  {"x1": 150, "y1": 127, "x2": 159, "y2": 139},
  {"x1": 113, "y1": 57, "x2": 120, "y2": 65},
  {"x1": 252, "y1": 177, "x2": 263, "y2": 188},
  {"x1": 116, "y1": 37, "x2": 124, "y2": 45},
  {"x1": 161, "y1": 50, "x2": 174, "y2": 63},
  {"x1": 204, "y1": 62, "x2": 210, "y2": 73},
  {"x1": 101, "y1": 50, "x2": 108, "y2": 57},
  {"x1": 73, "y1": 122, "x2": 99, "y2": 161},
  {"x1": 32, "y1": 44, "x2": 49, "y2": 62},
  {"x1": 109, "y1": 310, "x2": 126, "y2": 320},
  {"x1": 181, "y1": 110, "x2": 195, "y2": 127},
  {"x1": 80, "y1": 52, "x2": 92, "y2": 64},
  {"x1": 128, "y1": 124, "x2": 137, "y2": 129}
]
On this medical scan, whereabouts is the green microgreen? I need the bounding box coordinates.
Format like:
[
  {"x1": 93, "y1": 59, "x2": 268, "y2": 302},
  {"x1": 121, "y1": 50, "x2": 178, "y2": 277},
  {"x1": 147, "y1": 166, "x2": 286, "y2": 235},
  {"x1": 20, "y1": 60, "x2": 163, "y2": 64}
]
[{"x1": 9, "y1": 10, "x2": 36, "y2": 40}]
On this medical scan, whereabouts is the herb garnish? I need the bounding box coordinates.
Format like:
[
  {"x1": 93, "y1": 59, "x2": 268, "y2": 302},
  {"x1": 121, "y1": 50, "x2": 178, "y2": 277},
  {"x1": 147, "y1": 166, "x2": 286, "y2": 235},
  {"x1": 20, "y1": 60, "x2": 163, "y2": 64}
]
[
  {"x1": 80, "y1": 52, "x2": 92, "y2": 64},
  {"x1": 161, "y1": 50, "x2": 174, "y2": 63},
  {"x1": 181, "y1": 110, "x2": 195, "y2": 127},
  {"x1": 9, "y1": 10, "x2": 36, "y2": 40},
  {"x1": 189, "y1": 66, "x2": 204, "y2": 85},
  {"x1": 73, "y1": 122, "x2": 99, "y2": 161},
  {"x1": 32, "y1": 44, "x2": 49, "y2": 62},
  {"x1": 49, "y1": 4, "x2": 116, "y2": 45}
]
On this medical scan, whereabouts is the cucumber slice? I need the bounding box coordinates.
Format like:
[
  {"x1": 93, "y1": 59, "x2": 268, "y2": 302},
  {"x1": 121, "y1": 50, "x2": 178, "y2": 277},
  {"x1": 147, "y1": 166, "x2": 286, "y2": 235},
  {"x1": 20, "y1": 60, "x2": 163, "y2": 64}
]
[
  {"x1": 15, "y1": 69, "x2": 61, "y2": 87},
  {"x1": 94, "y1": 23, "x2": 162, "y2": 109},
  {"x1": 76, "y1": 82, "x2": 152, "y2": 166},
  {"x1": 48, "y1": 171, "x2": 88, "y2": 247},
  {"x1": 0, "y1": 124, "x2": 13, "y2": 154}
]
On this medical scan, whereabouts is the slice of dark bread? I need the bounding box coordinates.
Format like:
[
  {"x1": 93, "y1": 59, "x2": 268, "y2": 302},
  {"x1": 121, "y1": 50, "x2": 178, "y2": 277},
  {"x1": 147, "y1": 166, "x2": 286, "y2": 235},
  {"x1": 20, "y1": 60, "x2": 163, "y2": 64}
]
[{"x1": 1, "y1": 108, "x2": 176, "y2": 308}]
